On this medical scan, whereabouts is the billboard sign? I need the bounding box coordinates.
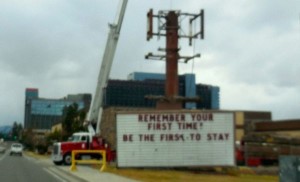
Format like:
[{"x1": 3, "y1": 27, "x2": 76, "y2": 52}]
[{"x1": 116, "y1": 112, "x2": 235, "y2": 167}]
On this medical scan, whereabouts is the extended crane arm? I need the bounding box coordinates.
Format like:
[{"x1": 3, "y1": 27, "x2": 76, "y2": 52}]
[{"x1": 87, "y1": 0, "x2": 128, "y2": 134}]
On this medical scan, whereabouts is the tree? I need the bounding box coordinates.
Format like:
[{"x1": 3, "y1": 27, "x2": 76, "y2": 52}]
[
  {"x1": 61, "y1": 103, "x2": 87, "y2": 140},
  {"x1": 11, "y1": 121, "x2": 23, "y2": 140},
  {"x1": 21, "y1": 128, "x2": 35, "y2": 150},
  {"x1": 46, "y1": 129, "x2": 62, "y2": 143}
]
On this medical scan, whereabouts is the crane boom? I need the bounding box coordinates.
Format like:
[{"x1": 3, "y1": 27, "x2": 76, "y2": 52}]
[{"x1": 88, "y1": 0, "x2": 128, "y2": 134}]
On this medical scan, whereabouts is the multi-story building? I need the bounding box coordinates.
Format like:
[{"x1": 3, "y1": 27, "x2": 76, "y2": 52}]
[
  {"x1": 196, "y1": 84, "x2": 220, "y2": 109},
  {"x1": 24, "y1": 88, "x2": 91, "y2": 132},
  {"x1": 104, "y1": 72, "x2": 220, "y2": 109},
  {"x1": 24, "y1": 72, "x2": 218, "y2": 131}
]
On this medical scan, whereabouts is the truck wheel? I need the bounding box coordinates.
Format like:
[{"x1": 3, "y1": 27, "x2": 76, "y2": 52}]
[{"x1": 63, "y1": 153, "x2": 72, "y2": 165}]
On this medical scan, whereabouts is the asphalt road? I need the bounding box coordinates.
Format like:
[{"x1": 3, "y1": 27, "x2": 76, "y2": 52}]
[{"x1": 0, "y1": 145, "x2": 87, "y2": 182}]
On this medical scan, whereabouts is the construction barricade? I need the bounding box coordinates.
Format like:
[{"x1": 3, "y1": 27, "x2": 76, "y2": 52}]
[{"x1": 70, "y1": 150, "x2": 106, "y2": 172}]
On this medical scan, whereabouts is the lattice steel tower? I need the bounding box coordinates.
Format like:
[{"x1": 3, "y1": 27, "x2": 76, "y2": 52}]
[{"x1": 145, "y1": 9, "x2": 205, "y2": 109}]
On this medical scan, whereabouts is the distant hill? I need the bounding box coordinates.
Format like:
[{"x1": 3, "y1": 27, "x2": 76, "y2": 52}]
[{"x1": 0, "y1": 125, "x2": 12, "y2": 134}]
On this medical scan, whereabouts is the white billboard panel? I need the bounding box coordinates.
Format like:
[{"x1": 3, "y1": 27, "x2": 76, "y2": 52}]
[{"x1": 116, "y1": 112, "x2": 234, "y2": 167}]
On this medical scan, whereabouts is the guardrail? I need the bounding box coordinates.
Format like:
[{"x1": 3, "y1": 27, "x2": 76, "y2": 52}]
[{"x1": 70, "y1": 150, "x2": 106, "y2": 172}]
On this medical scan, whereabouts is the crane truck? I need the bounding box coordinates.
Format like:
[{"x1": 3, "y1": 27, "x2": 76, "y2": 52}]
[{"x1": 52, "y1": 0, "x2": 128, "y2": 165}]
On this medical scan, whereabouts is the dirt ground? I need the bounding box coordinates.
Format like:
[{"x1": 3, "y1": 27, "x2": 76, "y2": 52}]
[{"x1": 106, "y1": 167, "x2": 278, "y2": 182}]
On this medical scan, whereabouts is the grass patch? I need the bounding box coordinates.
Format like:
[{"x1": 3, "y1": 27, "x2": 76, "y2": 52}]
[{"x1": 105, "y1": 166, "x2": 278, "y2": 182}]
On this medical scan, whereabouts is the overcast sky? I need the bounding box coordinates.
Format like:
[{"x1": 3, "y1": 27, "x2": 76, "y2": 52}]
[{"x1": 0, "y1": 0, "x2": 299, "y2": 126}]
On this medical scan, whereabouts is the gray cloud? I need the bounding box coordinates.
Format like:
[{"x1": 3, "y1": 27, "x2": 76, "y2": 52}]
[{"x1": 0, "y1": 0, "x2": 299, "y2": 125}]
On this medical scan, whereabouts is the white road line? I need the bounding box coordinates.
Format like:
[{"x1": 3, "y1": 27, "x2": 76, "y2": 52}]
[
  {"x1": 47, "y1": 167, "x2": 84, "y2": 182},
  {"x1": 44, "y1": 168, "x2": 68, "y2": 182},
  {"x1": 23, "y1": 155, "x2": 36, "y2": 162},
  {"x1": 0, "y1": 151, "x2": 9, "y2": 161},
  {"x1": 23, "y1": 154, "x2": 42, "y2": 164},
  {"x1": 0, "y1": 154, "x2": 6, "y2": 161}
]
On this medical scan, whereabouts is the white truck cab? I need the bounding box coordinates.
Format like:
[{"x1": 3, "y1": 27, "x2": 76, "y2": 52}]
[
  {"x1": 68, "y1": 132, "x2": 94, "y2": 143},
  {"x1": 52, "y1": 132, "x2": 94, "y2": 165}
]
